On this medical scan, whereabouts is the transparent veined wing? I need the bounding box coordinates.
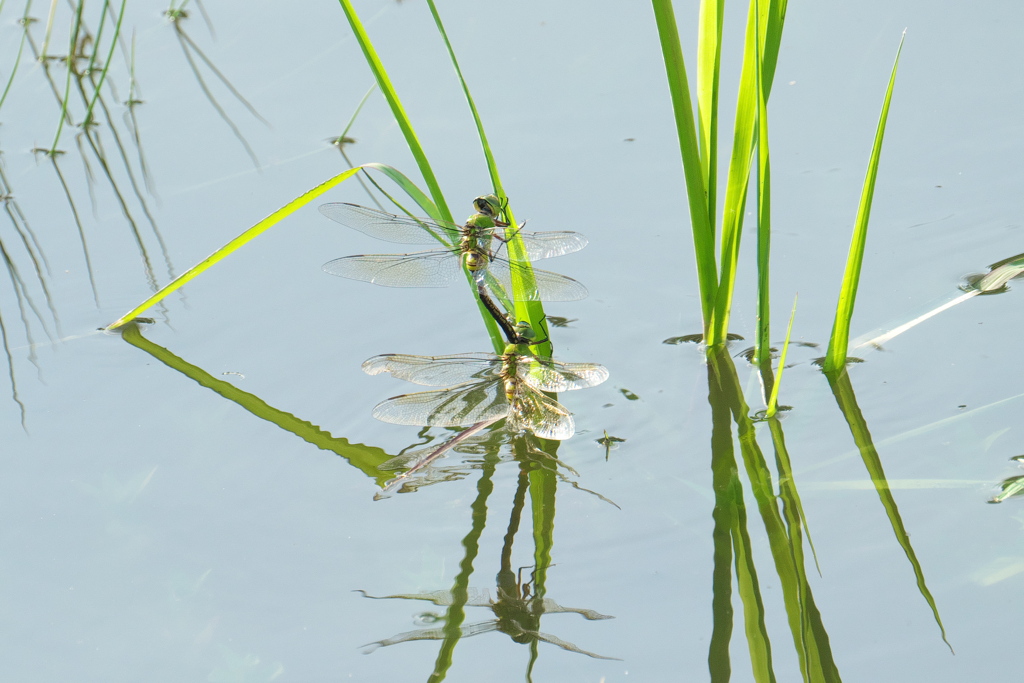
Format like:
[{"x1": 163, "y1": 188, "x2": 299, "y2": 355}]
[
  {"x1": 362, "y1": 353, "x2": 501, "y2": 386},
  {"x1": 371, "y1": 379, "x2": 509, "y2": 427},
  {"x1": 356, "y1": 588, "x2": 494, "y2": 607},
  {"x1": 528, "y1": 629, "x2": 621, "y2": 660},
  {"x1": 516, "y1": 358, "x2": 609, "y2": 392},
  {"x1": 534, "y1": 598, "x2": 614, "y2": 620},
  {"x1": 477, "y1": 257, "x2": 589, "y2": 302},
  {"x1": 322, "y1": 250, "x2": 460, "y2": 288},
  {"x1": 362, "y1": 620, "x2": 500, "y2": 652},
  {"x1": 509, "y1": 230, "x2": 589, "y2": 261},
  {"x1": 319, "y1": 203, "x2": 461, "y2": 246},
  {"x1": 506, "y1": 383, "x2": 575, "y2": 440}
]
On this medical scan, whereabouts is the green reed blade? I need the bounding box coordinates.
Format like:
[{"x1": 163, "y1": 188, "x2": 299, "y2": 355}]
[
  {"x1": 424, "y1": 0, "x2": 545, "y2": 356},
  {"x1": 336, "y1": 0, "x2": 452, "y2": 224},
  {"x1": 753, "y1": 0, "x2": 772, "y2": 365},
  {"x1": 106, "y1": 165, "x2": 366, "y2": 328},
  {"x1": 823, "y1": 32, "x2": 905, "y2": 373},
  {"x1": 710, "y1": 0, "x2": 786, "y2": 346},
  {"x1": 697, "y1": 0, "x2": 724, "y2": 236},
  {"x1": 765, "y1": 293, "x2": 796, "y2": 418},
  {"x1": 651, "y1": 0, "x2": 717, "y2": 336}
]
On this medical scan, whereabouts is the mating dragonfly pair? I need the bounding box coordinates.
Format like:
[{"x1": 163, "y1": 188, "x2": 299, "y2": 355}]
[{"x1": 320, "y1": 196, "x2": 606, "y2": 440}]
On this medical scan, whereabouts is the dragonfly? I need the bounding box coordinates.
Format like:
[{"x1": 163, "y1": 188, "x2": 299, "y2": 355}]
[
  {"x1": 319, "y1": 196, "x2": 589, "y2": 301},
  {"x1": 362, "y1": 345, "x2": 609, "y2": 441}
]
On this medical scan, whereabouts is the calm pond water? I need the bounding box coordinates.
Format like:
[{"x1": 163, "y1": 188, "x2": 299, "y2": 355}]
[{"x1": 1, "y1": 1, "x2": 1023, "y2": 681}]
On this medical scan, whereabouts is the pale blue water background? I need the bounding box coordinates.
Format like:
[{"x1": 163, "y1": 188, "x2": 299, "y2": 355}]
[{"x1": 0, "y1": 1, "x2": 1022, "y2": 680}]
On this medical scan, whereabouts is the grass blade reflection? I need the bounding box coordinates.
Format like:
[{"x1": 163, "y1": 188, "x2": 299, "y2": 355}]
[
  {"x1": 826, "y1": 369, "x2": 952, "y2": 652},
  {"x1": 708, "y1": 348, "x2": 841, "y2": 681},
  {"x1": 117, "y1": 321, "x2": 395, "y2": 480}
]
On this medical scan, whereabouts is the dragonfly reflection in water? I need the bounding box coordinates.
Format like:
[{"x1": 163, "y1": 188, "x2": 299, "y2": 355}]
[
  {"x1": 356, "y1": 578, "x2": 618, "y2": 660},
  {"x1": 319, "y1": 195, "x2": 589, "y2": 302},
  {"x1": 362, "y1": 344, "x2": 609, "y2": 441}
]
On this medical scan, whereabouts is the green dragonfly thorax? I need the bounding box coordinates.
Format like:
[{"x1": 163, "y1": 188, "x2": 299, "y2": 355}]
[
  {"x1": 460, "y1": 212, "x2": 496, "y2": 251},
  {"x1": 460, "y1": 212, "x2": 501, "y2": 272}
]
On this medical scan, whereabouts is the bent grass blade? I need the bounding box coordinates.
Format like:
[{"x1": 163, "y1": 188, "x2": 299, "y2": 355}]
[{"x1": 105, "y1": 163, "x2": 436, "y2": 329}]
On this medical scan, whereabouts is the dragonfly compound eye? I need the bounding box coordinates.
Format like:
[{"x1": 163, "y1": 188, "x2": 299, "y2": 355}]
[
  {"x1": 514, "y1": 322, "x2": 536, "y2": 340},
  {"x1": 473, "y1": 194, "x2": 502, "y2": 218}
]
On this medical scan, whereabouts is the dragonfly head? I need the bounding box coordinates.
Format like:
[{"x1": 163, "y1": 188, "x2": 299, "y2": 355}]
[
  {"x1": 463, "y1": 249, "x2": 489, "y2": 271},
  {"x1": 473, "y1": 194, "x2": 505, "y2": 219},
  {"x1": 513, "y1": 321, "x2": 538, "y2": 341}
]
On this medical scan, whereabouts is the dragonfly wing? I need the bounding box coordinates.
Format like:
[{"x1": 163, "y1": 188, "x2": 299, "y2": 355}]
[
  {"x1": 529, "y1": 630, "x2": 621, "y2": 660},
  {"x1": 356, "y1": 588, "x2": 492, "y2": 607},
  {"x1": 513, "y1": 231, "x2": 589, "y2": 260},
  {"x1": 322, "y1": 251, "x2": 460, "y2": 288},
  {"x1": 362, "y1": 621, "x2": 499, "y2": 651},
  {"x1": 319, "y1": 203, "x2": 461, "y2": 245},
  {"x1": 507, "y1": 383, "x2": 575, "y2": 440},
  {"x1": 517, "y1": 358, "x2": 610, "y2": 392},
  {"x1": 483, "y1": 258, "x2": 589, "y2": 302},
  {"x1": 537, "y1": 598, "x2": 614, "y2": 620},
  {"x1": 372, "y1": 380, "x2": 509, "y2": 427},
  {"x1": 362, "y1": 353, "x2": 501, "y2": 386}
]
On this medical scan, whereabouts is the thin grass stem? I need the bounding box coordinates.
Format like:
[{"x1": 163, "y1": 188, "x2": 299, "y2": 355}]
[
  {"x1": 423, "y1": 0, "x2": 543, "y2": 355},
  {"x1": 106, "y1": 166, "x2": 363, "y2": 328},
  {"x1": 336, "y1": 0, "x2": 452, "y2": 223},
  {"x1": 765, "y1": 293, "x2": 796, "y2": 418}
]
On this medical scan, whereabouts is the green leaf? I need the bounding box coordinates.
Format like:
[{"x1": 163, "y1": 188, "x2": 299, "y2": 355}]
[
  {"x1": 651, "y1": 0, "x2": 718, "y2": 337},
  {"x1": 336, "y1": 0, "x2": 452, "y2": 223},
  {"x1": 106, "y1": 166, "x2": 364, "y2": 329},
  {"x1": 710, "y1": 0, "x2": 787, "y2": 346},
  {"x1": 824, "y1": 32, "x2": 905, "y2": 373}
]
